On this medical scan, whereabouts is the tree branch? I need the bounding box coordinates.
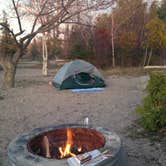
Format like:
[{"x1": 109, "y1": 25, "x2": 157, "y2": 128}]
[
  {"x1": 114, "y1": 3, "x2": 145, "y2": 33},
  {"x1": 12, "y1": 0, "x2": 23, "y2": 33},
  {"x1": 0, "y1": 22, "x2": 20, "y2": 46},
  {"x1": 63, "y1": 21, "x2": 96, "y2": 28},
  {"x1": 30, "y1": 0, "x2": 49, "y2": 33},
  {"x1": 61, "y1": 0, "x2": 70, "y2": 14}
]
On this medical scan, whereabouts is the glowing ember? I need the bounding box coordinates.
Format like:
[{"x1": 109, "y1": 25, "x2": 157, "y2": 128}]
[
  {"x1": 58, "y1": 128, "x2": 82, "y2": 158},
  {"x1": 78, "y1": 147, "x2": 82, "y2": 152}
]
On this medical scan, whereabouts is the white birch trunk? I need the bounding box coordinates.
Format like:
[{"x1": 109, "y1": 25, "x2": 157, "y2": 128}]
[{"x1": 42, "y1": 35, "x2": 48, "y2": 76}]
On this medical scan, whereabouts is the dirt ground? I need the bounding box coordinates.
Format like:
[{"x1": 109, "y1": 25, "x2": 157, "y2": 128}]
[{"x1": 0, "y1": 68, "x2": 165, "y2": 166}]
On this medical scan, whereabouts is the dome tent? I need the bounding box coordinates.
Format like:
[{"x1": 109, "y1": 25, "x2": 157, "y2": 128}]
[{"x1": 52, "y1": 59, "x2": 106, "y2": 90}]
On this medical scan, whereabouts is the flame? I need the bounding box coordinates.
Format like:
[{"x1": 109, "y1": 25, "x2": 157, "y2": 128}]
[
  {"x1": 43, "y1": 136, "x2": 51, "y2": 158},
  {"x1": 59, "y1": 128, "x2": 76, "y2": 158},
  {"x1": 78, "y1": 147, "x2": 82, "y2": 152}
]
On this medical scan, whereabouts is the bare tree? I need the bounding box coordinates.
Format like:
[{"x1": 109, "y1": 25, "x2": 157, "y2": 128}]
[
  {"x1": 0, "y1": 0, "x2": 115, "y2": 88},
  {"x1": 111, "y1": 10, "x2": 115, "y2": 68}
]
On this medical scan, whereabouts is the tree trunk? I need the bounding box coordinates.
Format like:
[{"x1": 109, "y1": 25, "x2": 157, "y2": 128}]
[
  {"x1": 143, "y1": 47, "x2": 148, "y2": 66},
  {"x1": 111, "y1": 12, "x2": 115, "y2": 68},
  {"x1": 161, "y1": 48, "x2": 166, "y2": 65},
  {"x1": 63, "y1": 24, "x2": 70, "y2": 57},
  {"x1": 0, "y1": 50, "x2": 21, "y2": 89},
  {"x1": 42, "y1": 34, "x2": 48, "y2": 76},
  {"x1": 147, "y1": 48, "x2": 153, "y2": 66},
  {"x1": 2, "y1": 61, "x2": 16, "y2": 89}
]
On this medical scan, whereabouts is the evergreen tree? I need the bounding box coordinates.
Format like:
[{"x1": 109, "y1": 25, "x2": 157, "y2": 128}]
[{"x1": 157, "y1": 0, "x2": 166, "y2": 21}]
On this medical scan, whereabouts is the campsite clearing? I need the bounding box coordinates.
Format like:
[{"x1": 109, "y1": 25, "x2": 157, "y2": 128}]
[{"x1": 0, "y1": 68, "x2": 165, "y2": 166}]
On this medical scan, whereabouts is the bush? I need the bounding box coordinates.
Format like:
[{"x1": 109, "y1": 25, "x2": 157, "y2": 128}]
[{"x1": 137, "y1": 73, "x2": 166, "y2": 131}]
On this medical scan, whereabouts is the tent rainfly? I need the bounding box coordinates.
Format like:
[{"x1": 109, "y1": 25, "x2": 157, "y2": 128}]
[{"x1": 52, "y1": 59, "x2": 106, "y2": 90}]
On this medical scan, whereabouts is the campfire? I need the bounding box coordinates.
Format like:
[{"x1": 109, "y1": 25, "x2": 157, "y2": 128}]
[
  {"x1": 8, "y1": 124, "x2": 124, "y2": 166},
  {"x1": 58, "y1": 128, "x2": 81, "y2": 158},
  {"x1": 43, "y1": 128, "x2": 82, "y2": 158},
  {"x1": 27, "y1": 127, "x2": 105, "y2": 159}
]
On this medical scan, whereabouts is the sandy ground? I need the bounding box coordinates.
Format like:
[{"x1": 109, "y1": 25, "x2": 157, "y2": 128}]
[{"x1": 0, "y1": 68, "x2": 165, "y2": 166}]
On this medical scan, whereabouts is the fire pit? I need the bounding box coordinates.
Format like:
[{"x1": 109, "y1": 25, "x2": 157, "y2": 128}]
[
  {"x1": 28, "y1": 127, "x2": 105, "y2": 159},
  {"x1": 8, "y1": 124, "x2": 126, "y2": 166}
]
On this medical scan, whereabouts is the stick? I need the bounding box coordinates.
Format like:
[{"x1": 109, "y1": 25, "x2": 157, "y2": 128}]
[{"x1": 43, "y1": 136, "x2": 51, "y2": 158}]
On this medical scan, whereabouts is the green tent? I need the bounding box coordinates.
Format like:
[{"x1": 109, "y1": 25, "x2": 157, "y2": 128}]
[{"x1": 52, "y1": 59, "x2": 106, "y2": 89}]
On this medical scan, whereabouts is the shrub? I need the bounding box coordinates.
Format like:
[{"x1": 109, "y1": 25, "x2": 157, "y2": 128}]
[{"x1": 137, "y1": 73, "x2": 166, "y2": 131}]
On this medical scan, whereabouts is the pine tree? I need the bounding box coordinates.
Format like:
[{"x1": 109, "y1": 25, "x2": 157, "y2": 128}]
[{"x1": 157, "y1": 0, "x2": 166, "y2": 21}]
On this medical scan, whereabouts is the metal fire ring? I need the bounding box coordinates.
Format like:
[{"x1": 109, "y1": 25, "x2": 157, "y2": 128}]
[{"x1": 8, "y1": 124, "x2": 126, "y2": 166}]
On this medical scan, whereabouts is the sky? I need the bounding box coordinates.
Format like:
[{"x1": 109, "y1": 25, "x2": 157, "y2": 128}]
[
  {"x1": 0, "y1": 0, "x2": 33, "y2": 34},
  {"x1": 0, "y1": 1, "x2": 9, "y2": 11},
  {"x1": 0, "y1": 0, "x2": 19, "y2": 32},
  {"x1": 0, "y1": 0, "x2": 162, "y2": 35}
]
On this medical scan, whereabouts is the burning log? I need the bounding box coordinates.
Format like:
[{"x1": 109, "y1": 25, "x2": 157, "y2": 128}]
[{"x1": 59, "y1": 127, "x2": 76, "y2": 158}]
